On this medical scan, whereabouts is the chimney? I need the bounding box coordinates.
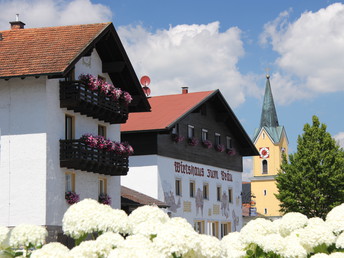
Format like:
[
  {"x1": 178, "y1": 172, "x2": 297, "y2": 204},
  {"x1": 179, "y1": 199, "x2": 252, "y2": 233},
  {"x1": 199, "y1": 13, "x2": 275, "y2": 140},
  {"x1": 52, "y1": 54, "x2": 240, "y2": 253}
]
[
  {"x1": 182, "y1": 87, "x2": 188, "y2": 94},
  {"x1": 10, "y1": 14, "x2": 25, "y2": 30}
]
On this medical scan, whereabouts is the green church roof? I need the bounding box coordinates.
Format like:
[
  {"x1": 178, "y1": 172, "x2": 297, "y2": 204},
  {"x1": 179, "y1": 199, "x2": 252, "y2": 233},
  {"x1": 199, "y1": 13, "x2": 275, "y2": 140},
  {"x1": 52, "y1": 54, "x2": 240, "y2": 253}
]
[{"x1": 253, "y1": 75, "x2": 286, "y2": 143}]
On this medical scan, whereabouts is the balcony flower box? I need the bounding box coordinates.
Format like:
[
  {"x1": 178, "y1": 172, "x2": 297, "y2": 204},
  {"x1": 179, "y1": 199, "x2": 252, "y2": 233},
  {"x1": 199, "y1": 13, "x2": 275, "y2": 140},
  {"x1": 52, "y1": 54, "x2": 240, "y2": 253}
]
[
  {"x1": 202, "y1": 140, "x2": 213, "y2": 149},
  {"x1": 226, "y1": 148, "x2": 236, "y2": 156},
  {"x1": 60, "y1": 74, "x2": 131, "y2": 124},
  {"x1": 215, "y1": 144, "x2": 225, "y2": 152},
  {"x1": 60, "y1": 135, "x2": 133, "y2": 176},
  {"x1": 98, "y1": 193, "x2": 111, "y2": 205},
  {"x1": 188, "y1": 137, "x2": 199, "y2": 146},
  {"x1": 171, "y1": 134, "x2": 185, "y2": 143},
  {"x1": 65, "y1": 191, "x2": 80, "y2": 205}
]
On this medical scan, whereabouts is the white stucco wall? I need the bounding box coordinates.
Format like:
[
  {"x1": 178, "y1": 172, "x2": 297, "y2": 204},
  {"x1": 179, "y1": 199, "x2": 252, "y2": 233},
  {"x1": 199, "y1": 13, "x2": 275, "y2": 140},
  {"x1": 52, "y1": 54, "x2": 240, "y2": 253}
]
[
  {"x1": 124, "y1": 155, "x2": 243, "y2": 234},
  {"x1": 0, "y1": 77, "x2": 47, "y2": 226},
  {"x1": 121, "y1": 155, "x2": 159, "y2": 199},
  {"x1": 0, "y1": 48, "x2": 122, "y2": 227}
]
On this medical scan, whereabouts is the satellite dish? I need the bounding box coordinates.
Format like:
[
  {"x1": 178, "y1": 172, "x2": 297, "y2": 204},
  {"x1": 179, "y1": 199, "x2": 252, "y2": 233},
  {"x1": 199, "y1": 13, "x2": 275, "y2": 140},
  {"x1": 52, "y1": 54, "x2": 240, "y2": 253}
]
[
  {"x1": 140, "y1": 76, "x2": 151, "y2": 97},
  {"x1": 140, "y1": 75, "x2": 151, "y2": 86}
]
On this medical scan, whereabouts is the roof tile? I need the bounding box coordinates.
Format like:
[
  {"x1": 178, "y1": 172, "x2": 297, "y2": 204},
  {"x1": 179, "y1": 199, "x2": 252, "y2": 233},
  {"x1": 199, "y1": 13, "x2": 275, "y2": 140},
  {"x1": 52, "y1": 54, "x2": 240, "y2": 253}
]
[
  {"x1": 0, "y1": 23, "x2": 110, "y2": 78},
  {"x1": 121, "y1": 91, "x2": 215, "y2": 131}
]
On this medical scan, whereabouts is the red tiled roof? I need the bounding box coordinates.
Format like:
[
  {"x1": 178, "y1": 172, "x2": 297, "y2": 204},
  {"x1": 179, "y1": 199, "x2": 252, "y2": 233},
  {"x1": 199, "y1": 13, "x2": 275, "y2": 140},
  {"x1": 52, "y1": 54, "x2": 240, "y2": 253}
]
[
  {"x1": 121, "y1": 91, "x2": 215, "y2": 132},
  {"x1": 121, "y1": 186, "x2": 168, "y2": 207},
  {"x1": 0, "y1": 23, "x2": 110, "y2": 78}
]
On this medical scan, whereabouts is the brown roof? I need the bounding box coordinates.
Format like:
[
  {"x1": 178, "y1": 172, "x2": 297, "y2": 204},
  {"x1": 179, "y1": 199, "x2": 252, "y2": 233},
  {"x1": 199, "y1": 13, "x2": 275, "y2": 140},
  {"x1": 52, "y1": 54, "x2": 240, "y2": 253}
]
[
  {"x1": 0, "y1": 23, "x2": 110, "y2": 78},
  {"x1": 121, "y1": 186, "x2": 169, "y2": 207},
  {"x1": 121, "y1": 91, "x2": 215, "y2": 132}
]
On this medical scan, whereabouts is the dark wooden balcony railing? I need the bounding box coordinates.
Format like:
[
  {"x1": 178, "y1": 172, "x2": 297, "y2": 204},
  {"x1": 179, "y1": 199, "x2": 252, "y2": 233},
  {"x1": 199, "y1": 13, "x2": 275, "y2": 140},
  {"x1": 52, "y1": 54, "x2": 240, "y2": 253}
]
[
  {"x1": 60, "y1": 140, "x2": 129, "y2": 176},
  {"x1": 60, "y1": 81, "x2": 129, "y2": 124}
]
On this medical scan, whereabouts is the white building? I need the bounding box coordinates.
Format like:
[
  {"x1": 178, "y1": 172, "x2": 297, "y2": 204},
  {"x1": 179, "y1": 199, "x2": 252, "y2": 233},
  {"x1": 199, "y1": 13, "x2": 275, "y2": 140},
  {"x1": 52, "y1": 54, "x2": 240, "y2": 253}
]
[
  {"x1": 0, "y1": 21, "x2": 150, "y2": 240},
  {"x1": 121, "y1": 89, "x2": 258, "y2": 237}
]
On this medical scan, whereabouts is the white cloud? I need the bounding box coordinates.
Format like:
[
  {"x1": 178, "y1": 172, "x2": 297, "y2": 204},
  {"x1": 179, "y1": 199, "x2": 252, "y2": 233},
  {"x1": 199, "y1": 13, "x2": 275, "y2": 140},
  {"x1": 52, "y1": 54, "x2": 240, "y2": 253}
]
[
  {"x1": 260, "y1": 3, "x2": 344, "y2": 103},
  {"x1": 0, "y1": 0, "x2": 112, "y2": 30},
  {"x1": 334, "y1": 132, "x2": 344, "y2": 148},
  {"x1": 118, "y1": 22, "x2": 258, "y2": 107}
]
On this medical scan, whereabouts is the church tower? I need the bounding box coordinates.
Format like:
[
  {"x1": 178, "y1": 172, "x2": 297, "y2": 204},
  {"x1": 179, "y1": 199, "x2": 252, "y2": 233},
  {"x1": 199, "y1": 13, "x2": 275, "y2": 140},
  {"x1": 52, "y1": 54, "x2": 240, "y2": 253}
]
[{"x1": 251, "y1": 75, "x2": 288, "y2": 218}]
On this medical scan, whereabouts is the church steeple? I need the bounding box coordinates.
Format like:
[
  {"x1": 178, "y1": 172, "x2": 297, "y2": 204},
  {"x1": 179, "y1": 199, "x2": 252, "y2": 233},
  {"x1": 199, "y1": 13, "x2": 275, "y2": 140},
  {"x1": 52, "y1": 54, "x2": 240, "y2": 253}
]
[{"x1": 260, "y1": 75, "x2": 279, "y2": 128}]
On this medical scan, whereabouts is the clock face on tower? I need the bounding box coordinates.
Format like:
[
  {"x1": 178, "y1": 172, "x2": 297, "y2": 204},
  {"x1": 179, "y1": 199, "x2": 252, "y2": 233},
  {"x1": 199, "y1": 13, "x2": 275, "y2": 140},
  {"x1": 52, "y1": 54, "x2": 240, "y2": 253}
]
[{"x1": 259, "y1": 147, "x2": 270, "y2": 159}]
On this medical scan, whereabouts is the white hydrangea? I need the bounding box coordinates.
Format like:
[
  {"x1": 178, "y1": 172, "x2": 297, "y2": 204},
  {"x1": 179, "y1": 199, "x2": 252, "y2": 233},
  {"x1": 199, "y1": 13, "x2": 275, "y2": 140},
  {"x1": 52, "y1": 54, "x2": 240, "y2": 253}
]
[
  {"x1": 63, "y1": 199, "x2": 129, "y2": 239},
  {"x1": 31, "y1": 242, "x2": 69, "y2": 258},
  {"x1": 95, "y1": 205, "x2": 129, "y2": 234},
  {"x1": 278, "y1": 234, "x2": 307, "y2": 258},
  {"x1": 128, "y1": 205, "x2": 169, "y2": 236},
  {"x1": 9, "y1": 224, "x2": 47, "y2": 248},
  {"x1": 62, "y1": 199, "x2": 102, "y2": 239},
  {"x1": 0, "y1": 226, "x2": 9, "y2": 248},
  {"x1": 239, "y1": 218, "x2": 275, "y2": 245},
  {"x1": 326, "y1": 203, "x2": 344, "y2": 235},
  {"x1": 329, "y1": 253, "x2": 344, "y2": 257},
  {"x1": 69, "y1": 240, "x2": 99, "y2": 258},
  {"x1": 294, "y1": 220, "x2": 336, "y2": 254},
  {"x1": 259, "y1": 233, "x2": 285, "y2": 255},
  {"x1": 153, "y1": 217, "x2": 199, "y2": 257},
  {"x1": 335, "y1": 232, "x2": 344, "y2": 249},
  {"x1": 278, "y1": 212, "x2": 308, "y2": 237},
  {"x1": 311, "y1": 254, "x2": 330, "y2": 258},
  {"x1": 220, "y1": 232, "x2": 247, "y2": 258},
  {"x1": 192, "y1": 234, "x2": 224, "y2": 258},
  {"x1": 108, "y1": 235, "x2": 163, "y2": 258},
  {"x1": 94, "y1": 232, "x2": 124, "y2": 257}
]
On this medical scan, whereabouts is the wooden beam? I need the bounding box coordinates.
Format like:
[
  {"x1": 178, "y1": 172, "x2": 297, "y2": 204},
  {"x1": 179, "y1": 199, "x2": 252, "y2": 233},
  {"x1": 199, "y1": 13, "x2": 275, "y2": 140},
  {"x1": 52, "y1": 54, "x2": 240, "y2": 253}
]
[{"x1": 102, "y1": 61, "x2": 125, "y2": 73}]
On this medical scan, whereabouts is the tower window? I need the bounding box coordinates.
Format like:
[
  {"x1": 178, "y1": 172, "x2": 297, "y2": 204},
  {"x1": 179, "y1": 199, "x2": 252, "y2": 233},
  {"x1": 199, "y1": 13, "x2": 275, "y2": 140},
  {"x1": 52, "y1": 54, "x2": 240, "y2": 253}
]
[{"x1": 262, "y1": 160, "x2": 268, "y2": 174}]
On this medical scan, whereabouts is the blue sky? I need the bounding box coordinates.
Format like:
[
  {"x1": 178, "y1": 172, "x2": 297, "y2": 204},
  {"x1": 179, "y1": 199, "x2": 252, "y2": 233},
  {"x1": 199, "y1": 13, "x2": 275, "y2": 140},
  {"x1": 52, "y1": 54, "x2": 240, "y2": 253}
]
[{"x1": 1, "y1": 0, "x2": 343, "y2": 179}]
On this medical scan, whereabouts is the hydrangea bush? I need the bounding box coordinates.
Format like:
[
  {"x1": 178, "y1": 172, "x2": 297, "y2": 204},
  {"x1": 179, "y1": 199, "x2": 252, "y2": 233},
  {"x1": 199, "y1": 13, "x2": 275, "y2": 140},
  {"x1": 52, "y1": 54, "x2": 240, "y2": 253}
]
[{"x1": 0, "y1": 200, "x2": 343, "y2": 257}]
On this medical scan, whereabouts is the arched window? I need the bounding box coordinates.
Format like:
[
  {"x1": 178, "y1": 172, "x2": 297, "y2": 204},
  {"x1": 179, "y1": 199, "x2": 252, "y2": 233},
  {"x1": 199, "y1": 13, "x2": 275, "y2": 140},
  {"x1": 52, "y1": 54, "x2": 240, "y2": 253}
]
[{"x1": 262, "y1": 160, "x2": 268, "y2": 174}]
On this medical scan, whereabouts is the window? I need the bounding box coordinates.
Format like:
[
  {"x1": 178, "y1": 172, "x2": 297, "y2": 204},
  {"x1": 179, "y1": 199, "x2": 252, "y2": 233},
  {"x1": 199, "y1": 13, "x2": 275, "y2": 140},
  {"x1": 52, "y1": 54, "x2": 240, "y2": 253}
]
[
  {"x1": 215, "y1": 133, "x2": 221, "y2": 145},
  {"x1": 226, "y1": 136, "x2": 232, "y2": 149},
  {"x1": 65, "y1": 172, "x2": 75, "y2": 192},
  {"x1": 208, "y1": 221, "x2": 219, "y2": 237},
  {"x1": 98, "y1": 124, "x2": 106, "y2": 137},
  {"x1": 194, "y1": 220, "x2": 205, "y2": 234},
  {"x1": 203, "y1": 183, "x2": 209, "y2": 199},
  {"x1": 263, "y1": 189, "x2": 267, "y2": 196},
  {"x1": 201, "y1": 129, "x2": 208, "y2": 141},
  {"x1": 217, "y1": 186, "x2": 221, "y2": 201},
  {"x1": 65, "y1": 115, "x2": 74, "y2": 140},
  {"x1": 262, "y1": 160, "x2": 268, "y2": 174},
  {"x1": 172, "y1": 124, "x2": 179, "y2": 135},
  {"x1": 188, "y1": 125, "x2": 194, "y2": 139},
  {"x1": 220, "y1": 222, "x2": 231, "y2": 238},
  {"x1": 175, "y1": 179, "x2": 182, "y2": 196},
  {"x1": 190, "y1": 181, "x2": 195, "y2": 198},
  {"x1": 99, "y1": 178, "x2": 107, "y2": 195},
  {"x1": 228, "y1": 189, "x2": 232, "y2": 203}
]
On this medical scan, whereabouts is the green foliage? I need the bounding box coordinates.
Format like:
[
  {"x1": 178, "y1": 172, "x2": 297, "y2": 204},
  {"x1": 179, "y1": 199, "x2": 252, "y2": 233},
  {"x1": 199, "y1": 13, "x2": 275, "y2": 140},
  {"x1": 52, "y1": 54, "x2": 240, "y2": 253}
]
[{"x1": 276, "y1": 115, "x2": 344, "y2": 219}]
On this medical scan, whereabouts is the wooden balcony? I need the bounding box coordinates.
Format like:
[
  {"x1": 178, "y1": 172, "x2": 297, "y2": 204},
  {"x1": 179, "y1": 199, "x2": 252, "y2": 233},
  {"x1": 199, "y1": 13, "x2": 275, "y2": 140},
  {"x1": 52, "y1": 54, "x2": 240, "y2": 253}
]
[
  {"x1": 60, "y1": 140, "x2": 129, "y2": 176},
  {"x1": 60, "y1": 81, "x2": 129, "y2": 124}
]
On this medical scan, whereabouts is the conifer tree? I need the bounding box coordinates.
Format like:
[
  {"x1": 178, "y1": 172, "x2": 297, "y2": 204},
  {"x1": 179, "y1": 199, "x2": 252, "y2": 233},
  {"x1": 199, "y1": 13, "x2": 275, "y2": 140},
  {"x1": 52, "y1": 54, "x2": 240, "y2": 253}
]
[{"x1": 276, "y1": 115, "x2": 344, "y2": 219}]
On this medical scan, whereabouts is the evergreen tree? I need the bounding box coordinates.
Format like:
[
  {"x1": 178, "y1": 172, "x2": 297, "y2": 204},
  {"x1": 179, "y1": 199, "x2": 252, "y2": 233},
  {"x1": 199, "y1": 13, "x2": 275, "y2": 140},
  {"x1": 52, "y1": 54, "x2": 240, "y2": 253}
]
[{"x1": 276, "y1": 115, "x2": 344, "y2": 219}]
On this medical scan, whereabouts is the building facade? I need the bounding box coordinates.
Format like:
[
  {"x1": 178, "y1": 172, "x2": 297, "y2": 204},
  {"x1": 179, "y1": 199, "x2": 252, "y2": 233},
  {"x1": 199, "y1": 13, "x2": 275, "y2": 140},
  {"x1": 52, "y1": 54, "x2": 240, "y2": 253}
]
[
  {"x1": 121, "y1": 89, "x2": 258, "y2": 237},
  {"x1": 251, "y1": 75, "x2": 288, "y2": 218},
  {"x1": 0, "y1": 21, "x2": 150, "y2": 239}
]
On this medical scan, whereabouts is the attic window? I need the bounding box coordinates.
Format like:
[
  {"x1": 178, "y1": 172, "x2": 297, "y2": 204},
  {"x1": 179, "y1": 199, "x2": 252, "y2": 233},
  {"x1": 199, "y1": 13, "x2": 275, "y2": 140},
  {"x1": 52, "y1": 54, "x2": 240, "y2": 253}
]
[{"x1": 188, "y1": 125, "x2": 194, "y2": 139}]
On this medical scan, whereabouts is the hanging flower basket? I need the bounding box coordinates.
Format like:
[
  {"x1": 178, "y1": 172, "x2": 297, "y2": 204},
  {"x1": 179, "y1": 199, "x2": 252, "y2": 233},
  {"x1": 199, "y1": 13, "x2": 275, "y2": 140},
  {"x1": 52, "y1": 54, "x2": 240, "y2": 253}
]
[
  {"x1": 171, "y1": 134, "x2": 185, "y2": 143},
  {"x1": 227, "y1": 148, "x2": 236, "y2": 156},
  {"x1": 98, "y1": 193, "x2": 111, "y2": 205},
  {"x1": 65, "y1": 191, "x2": 80, "y2": 205},
  {"x1": 215, "y1": 144, "x2": 225, "y2": 152},
  {"x1": 188, "y1": 137, "x2": 199, "y2": 146},
  {"x1": 202, "y1": 140, "x2": 213, "y2": 149}
]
